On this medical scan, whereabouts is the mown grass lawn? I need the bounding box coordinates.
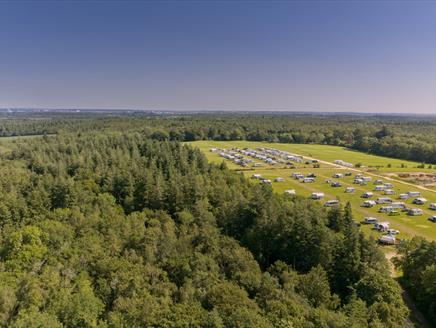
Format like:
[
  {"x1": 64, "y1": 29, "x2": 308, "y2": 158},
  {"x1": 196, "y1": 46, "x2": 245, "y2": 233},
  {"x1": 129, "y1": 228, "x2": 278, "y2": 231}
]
[{"x1": 188, "y1": 140, "x2": 436, "y2": 241}]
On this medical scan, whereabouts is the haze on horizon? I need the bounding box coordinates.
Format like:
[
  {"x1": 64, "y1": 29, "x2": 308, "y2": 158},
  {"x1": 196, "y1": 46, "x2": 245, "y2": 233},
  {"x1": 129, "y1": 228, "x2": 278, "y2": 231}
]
[{"x1": 1, "y1": 1, "x2": 435, "y2": 114}]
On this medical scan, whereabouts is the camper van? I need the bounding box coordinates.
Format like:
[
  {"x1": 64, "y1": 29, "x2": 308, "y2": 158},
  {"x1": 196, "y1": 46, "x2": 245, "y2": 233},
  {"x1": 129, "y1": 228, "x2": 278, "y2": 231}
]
[
  {"x1": 374, "y1": 185, "x2": 385, "y2": 191},
  {"x1": 399, "y1": 193, "x2": 409, "y2": 200},
  {"x1": 274, "y1": 177, "x2": 285, "y2": 182},
  {"x1": 429, "y1": 203, "x2": 436, "y2": 210},
  {"x1": 408, "y1": 191, "x2": 421, "y2": 197},
  {"x1": 324, "y1": 200, "x2": 340, "y2": 207},
  {"x1": 384, "y1": 189, "x2": 395, "y2": 195},
  {"x1": 413, "y1": 198, "x2": 427, "y2": 205},
  {"x1": 345, "y1": 187, "x2": 355, "y2": 193},
  {"x1": 379, "y1": 206, "x2": 394, "y2": 213},
  {"x1": 364, "y1": 217, "x2": 378, "y2": 224},
  {"x1": 303, "y1": 177, "x2": 315, "y2": 183},
  {"x1": 374, "y1": 179, "x2": 383, "y2": 185},
  {"x1": 391, "y1": 202, "x2": 406, "y2": 209},
  {"x1": 252, "y1": 174, "x2": 262, "y2": 179},
  {"x1": 376, "y1": 197, "x2": 392, "y2": 204},
  {"x1": 332, "y1": 173, "x2": 343, "y2": 178},
  {"x1": 379, "y1": 235, "x2": 396, "y2": 245},
  {"x1": 362, "y1": 192, "x2": 374, "y2": 198},
  {"x1": 311, "y1": 192, "x2": 325, "y2": 200},
  {"x1": 408, "y1": 208, "x2": 423, "y2": 216},
  {"x1": 331, "y1": 181, "x2": 342, "y2": 187},
  {"x1": 284, "y1": 189, "x2": 296, "y2": 195},
  {"x1": 384, "y1": 183, "x2": 394, "y2": 189},
  {"x1": 362, "y1": 200, "x2": 376, "y2": 208}
]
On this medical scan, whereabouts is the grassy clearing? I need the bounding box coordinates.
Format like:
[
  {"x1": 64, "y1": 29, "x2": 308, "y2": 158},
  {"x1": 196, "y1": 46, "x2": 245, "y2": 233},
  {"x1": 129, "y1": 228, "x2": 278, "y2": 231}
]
[
  {"x1": 189, "y1": 140, "x2": 436, "y2": 241},
  {"x1": 195, "y1": 141, "x2": 435, "y2": 172}
]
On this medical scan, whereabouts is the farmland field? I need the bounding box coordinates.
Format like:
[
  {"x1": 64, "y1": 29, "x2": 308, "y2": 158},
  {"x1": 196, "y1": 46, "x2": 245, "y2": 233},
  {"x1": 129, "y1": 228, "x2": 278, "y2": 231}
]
[{"x1": 189, "y1": 140, "x2": 436, "y2": 241}]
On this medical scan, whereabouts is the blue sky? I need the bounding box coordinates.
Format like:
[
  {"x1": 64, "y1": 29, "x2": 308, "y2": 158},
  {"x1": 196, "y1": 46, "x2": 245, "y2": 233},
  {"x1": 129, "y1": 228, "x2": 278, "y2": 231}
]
[{"x1": 1, "y1": 1, "x2": 435, "y2": 113}]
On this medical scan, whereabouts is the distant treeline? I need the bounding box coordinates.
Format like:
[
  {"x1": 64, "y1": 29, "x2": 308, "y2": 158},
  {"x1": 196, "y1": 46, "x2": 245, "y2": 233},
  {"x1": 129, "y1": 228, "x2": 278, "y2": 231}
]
[{"x1": 2, "y1": 113, "x2": 436, "y2": 163}]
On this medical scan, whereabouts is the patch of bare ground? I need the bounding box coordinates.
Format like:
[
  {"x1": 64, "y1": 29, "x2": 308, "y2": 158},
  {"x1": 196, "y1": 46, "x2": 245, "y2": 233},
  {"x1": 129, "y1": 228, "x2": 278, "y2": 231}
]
[{"x1": 388, "y1": 172, "x2": 436, "y2": 189}]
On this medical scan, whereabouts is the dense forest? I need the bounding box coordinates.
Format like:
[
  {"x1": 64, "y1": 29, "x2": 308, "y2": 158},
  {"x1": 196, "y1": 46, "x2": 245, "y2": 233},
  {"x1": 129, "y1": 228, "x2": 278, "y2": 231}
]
[
  {"x1": 2, "y1": 112, "x2": 436, "y2": 164},
  {"x1": 0, "y1": 122, "x2": 411, "y2": 327},
  {"x1": 395, "y1": 237, "x2": 436, "y2": 324},
  {"x1": 0, "y1": 112, "x2": 434, "y2": 326}
]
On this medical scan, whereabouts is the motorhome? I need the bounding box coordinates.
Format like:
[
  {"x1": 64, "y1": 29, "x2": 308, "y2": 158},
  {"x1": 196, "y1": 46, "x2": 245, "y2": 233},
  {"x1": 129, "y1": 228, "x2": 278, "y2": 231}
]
[
  {"x1": 429, "y1": 203, "x2": 436, "y2": 210},
  {"x1": 375, "y1": 221, "x2": 390, "y2": 232},
  {"x1": 408, "y1": 191, "x2": 421, "y2": 197},
  {"x1": 345, "y1": 187, "x2": 355, "y2": 193}
]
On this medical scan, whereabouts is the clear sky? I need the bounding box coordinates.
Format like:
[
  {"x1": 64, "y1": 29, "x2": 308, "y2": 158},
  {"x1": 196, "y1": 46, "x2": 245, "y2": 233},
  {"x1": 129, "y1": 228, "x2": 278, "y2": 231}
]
[{"x1": 1, "y1": 1, "x2": 436, "y2": 113}]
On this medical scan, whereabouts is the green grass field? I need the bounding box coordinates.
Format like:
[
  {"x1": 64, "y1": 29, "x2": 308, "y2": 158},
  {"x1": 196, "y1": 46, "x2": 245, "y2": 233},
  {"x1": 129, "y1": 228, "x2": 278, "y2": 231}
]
[{"x1": 189, "y1": 140, "x2": 436, "y2": 241}]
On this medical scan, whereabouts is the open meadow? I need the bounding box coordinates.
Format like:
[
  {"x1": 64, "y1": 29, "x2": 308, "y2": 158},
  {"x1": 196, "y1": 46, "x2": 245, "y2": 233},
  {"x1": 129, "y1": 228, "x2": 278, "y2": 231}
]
[{"x1": 189, "y1": 140, "x2": 436, "y2": 242}]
